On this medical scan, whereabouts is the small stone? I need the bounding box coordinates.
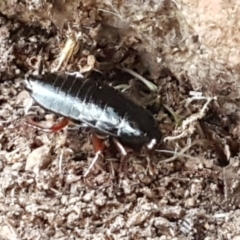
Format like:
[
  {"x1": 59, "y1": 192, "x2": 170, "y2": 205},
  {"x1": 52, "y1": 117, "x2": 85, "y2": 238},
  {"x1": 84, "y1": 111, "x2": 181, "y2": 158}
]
[
  {"x1": 25, "y1": 145, "x2": 52, "y2": 174},
  {"x1": 94, "y1": 193, "x2": 107, "y2": 207},
  {"x1": 83, "y1": 192, "x2": 93, "y2": 203},
  {"x1": 185, "y1": 198, "x2": 195, "y2": 208}
]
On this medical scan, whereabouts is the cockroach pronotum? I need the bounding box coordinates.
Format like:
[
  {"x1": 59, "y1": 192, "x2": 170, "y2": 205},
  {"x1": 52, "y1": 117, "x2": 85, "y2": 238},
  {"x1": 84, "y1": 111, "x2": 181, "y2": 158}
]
[{"x1": 24, "y1": 71, "x2": 162, "y2": 175}]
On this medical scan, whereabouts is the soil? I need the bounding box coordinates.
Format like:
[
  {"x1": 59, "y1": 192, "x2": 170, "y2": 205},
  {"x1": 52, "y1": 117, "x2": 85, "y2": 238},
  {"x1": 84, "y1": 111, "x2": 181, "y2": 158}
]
[{"x1": 0, "y1": 1, "x2": 240, "y2": 240}]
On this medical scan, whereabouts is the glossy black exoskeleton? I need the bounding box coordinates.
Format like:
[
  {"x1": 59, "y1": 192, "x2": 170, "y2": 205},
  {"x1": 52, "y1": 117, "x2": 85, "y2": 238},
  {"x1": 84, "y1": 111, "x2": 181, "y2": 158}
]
[{"x1": 24, "y1": 72, "x2": 161, "y2": 150}]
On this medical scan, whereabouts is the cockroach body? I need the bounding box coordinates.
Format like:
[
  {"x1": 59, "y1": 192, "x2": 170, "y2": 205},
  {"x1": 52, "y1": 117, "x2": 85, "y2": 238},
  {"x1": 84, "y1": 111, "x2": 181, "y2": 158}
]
[{"x1": 24, "y1": 72, "x2": 161, "y2": 150}]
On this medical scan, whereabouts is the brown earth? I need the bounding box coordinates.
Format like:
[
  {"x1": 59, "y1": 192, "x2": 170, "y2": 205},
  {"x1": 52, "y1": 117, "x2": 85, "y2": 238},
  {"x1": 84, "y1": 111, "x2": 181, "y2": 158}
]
[{"x1": 0, "y1": 1, "x2": 240, "y2": 239}]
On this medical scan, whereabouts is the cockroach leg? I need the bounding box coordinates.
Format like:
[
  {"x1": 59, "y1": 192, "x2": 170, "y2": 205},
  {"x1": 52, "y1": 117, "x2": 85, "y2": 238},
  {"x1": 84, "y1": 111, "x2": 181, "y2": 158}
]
[
  {"x1": 92, "y1": 133, "x2": 106, "y2": 153},
  {"x1": 112, "y1": 138, "x2": 127, "y2": 156},
  {"x1": 84, "y1": 134, "x2": 105, "y2": 177},
  {"x1": 48, "y1": 118, "x2": 69, "y2": 132},
  {"x1": 112, "y1": 138, "x2": 128, "y2": 174},
  {"x1": 25, "y1": 117, "x2": 69, "y2": 132},
  {"x1": 84, "y1": 150, "x2": 102, "y2": 177}
]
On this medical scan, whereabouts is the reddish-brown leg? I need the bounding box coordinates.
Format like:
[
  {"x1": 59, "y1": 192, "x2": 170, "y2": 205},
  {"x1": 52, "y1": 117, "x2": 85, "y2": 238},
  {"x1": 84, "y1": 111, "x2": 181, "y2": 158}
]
[
  {"x1": 91, "y1": 133, "x2": 106, "y2": 153},
  {"x1": 25, "y1": 117, "x2": 69, "y2": 132}
]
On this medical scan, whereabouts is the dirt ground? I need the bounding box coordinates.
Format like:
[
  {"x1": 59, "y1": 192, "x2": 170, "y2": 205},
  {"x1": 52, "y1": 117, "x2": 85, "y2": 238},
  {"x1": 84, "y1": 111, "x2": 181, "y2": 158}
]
[{"x1": 0, "y1": 1, "x2": 240, "y2": 240}]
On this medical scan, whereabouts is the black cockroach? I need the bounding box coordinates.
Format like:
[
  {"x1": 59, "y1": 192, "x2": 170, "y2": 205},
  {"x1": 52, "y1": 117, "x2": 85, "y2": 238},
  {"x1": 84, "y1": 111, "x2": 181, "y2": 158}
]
[{"x1": 24, "y1": 72, "x2": 162, "y2": 174}]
